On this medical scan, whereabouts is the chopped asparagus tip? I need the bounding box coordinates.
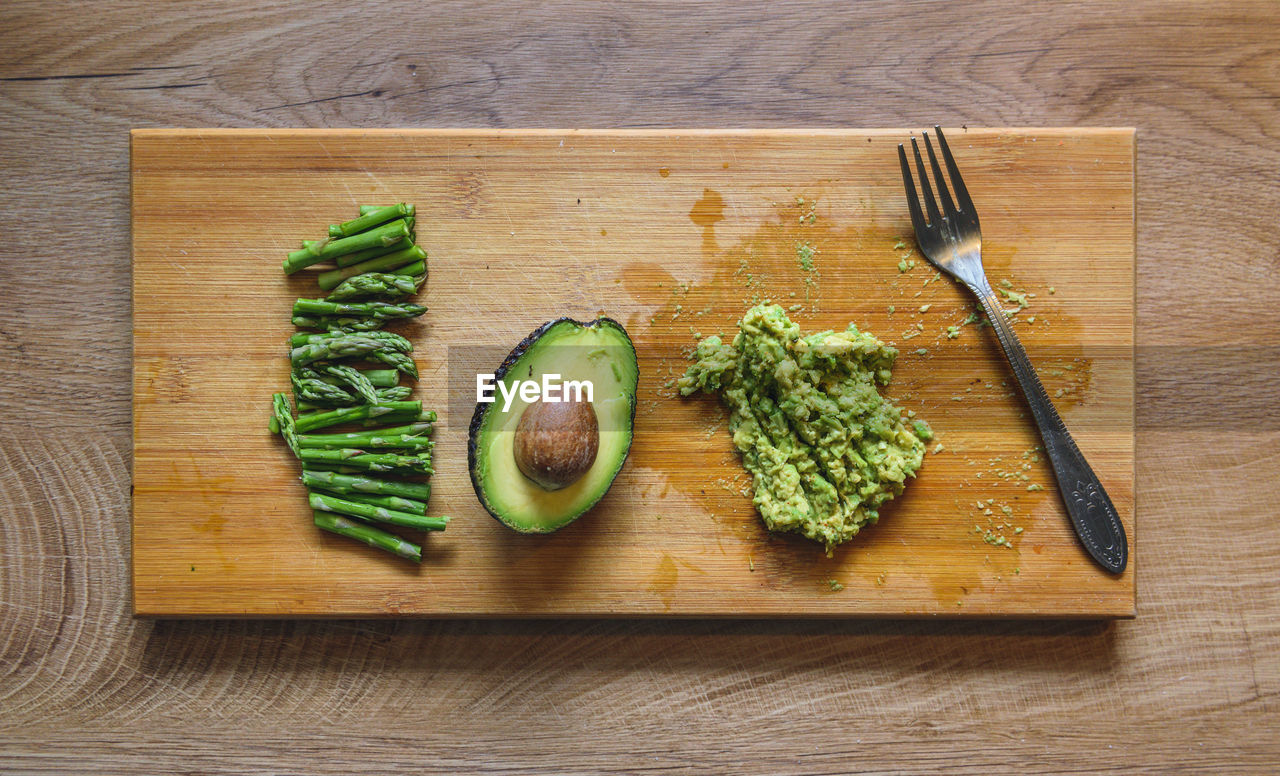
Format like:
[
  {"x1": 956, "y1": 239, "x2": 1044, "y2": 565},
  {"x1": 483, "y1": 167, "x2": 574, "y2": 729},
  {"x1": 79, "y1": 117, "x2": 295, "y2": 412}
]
[
  {"x1": 300, "y1": 469, "x2": 432, "y2": 501},
  {"x1": 292, "y1": 299, "x2": 427, "y2": 320},
  {"x1": 293, "y1": 401, "x2": 422, "y2": 433},
  {"x1": 284, "y1": 219, "x2": 410, "y2": 274},
  {"x1": 326, "y1": 272, "x2": 423, "y2": 301},
  {"x1": 309, "y1": 490, "x2": 447, "y2": 531},
  {"x1": 323, "y1": 363, "x2": 379, "y2": 404},
  {"x1": 311, "y1": 488, "x2": 427, "y2": 515},
  {"x1": 391, "y1": 260, "x2": 427, "y2": 278},
  {"x1": 298, "y1": 447, "x2": 433, "y2": 475},
  {"x1": 296, "y1": 421, "x2": 435, "y2": 448},
  {"x1": 298, "y1": 431, "x2": 434, "y2": 451},
  {"x1": 328, "y1": 203, "x2": 409, "y2": 239},
  {"x1": 333, "y1": 240, "x2": 412, "y2": 268},
  {"x1": 291, "y1": 314, "x2": 387, "y2": 332},
  {"x1": 294, "y1": 386, "x2": 412, "y2": 410},
  {"x1": 290, "y1": 339, "x2": 411, "y2": 369},
  {"x1": 289, "y1": 330, "x2": 412, "y2": 351},
  {"x1": 317, "y1": 245, "x2": 427, "y2": 290},
  {"x1": 271, "y1": 393, "x2": 300, "y2": 457},
  {"x1": 313, "y1": 511, "x2": 421, "y2": 562},
  {"x1": 369, "y1": 349, "x2": 418, "y2": 380}
]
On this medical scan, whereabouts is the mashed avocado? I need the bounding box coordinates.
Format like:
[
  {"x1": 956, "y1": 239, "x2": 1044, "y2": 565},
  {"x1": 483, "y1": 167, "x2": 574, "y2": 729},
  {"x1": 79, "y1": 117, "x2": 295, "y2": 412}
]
[{"x1": 679, "y1": 303, "x2": 926, "y2": 554}]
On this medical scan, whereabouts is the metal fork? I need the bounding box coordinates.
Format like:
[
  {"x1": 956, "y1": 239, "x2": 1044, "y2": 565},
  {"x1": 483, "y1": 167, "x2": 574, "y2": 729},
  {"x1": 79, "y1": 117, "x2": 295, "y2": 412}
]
[{"x1": 898, "y1": 126, "x2": 1127, "y2": 574}]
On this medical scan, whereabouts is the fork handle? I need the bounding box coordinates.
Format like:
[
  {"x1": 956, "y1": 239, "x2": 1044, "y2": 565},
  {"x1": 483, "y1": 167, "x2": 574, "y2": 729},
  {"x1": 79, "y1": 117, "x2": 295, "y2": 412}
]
[{"x1": 972, "y1": 282, "x2": 1128, "y2": 574}]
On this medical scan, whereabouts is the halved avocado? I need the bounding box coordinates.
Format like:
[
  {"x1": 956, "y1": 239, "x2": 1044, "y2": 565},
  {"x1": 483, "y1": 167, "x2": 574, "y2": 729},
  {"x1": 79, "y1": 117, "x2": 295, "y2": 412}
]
[{"x1": 468, "y1": 317, "x2": 639, "y2": 533}]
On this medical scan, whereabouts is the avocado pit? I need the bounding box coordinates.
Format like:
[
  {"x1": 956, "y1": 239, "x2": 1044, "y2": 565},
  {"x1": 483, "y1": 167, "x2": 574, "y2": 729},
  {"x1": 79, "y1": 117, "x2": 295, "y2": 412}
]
[{"x1": 513, "y1": 397, "x2": 599, "y2": 491}]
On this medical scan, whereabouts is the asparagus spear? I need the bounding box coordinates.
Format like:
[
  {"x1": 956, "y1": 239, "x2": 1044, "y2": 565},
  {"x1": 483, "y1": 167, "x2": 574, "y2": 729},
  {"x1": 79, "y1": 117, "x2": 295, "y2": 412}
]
[
  {"x1": 293, "y1": 299, "x2": 427, "y2": 321},
  {"x1": 296, "y1": 386, "x2": 412, "y2": 410},
  {"x1": 360, "y1": 204, "x2": 415, "y2": 216},
  {"x1": 271, "y1": 393, "x2": 300, "y2": 457},
  {"x1": 368, "y1": 350, "x2": 418, "y2": 380},
  {"x1": 291, "y1": 314, "x2": 386, "y2": 332},
  {"x1": 332, "y1": 241, "x2": 411, "y2": 269},
  {"x1": 298, "y1": 423, "x2": 435, "y2": 450},
  {"x1": 292, "y1": 369, "x2": 356, "y2": 404},
  {"x1": 298, "y1": 448, "x2": 433, "y2": 474},
  {"x1": 309, "y1": 491, "x2": 448, "y2": 531},
  {"x1": 304, "y1": 368, "x2": 399, "y2": 389},
  {"x1": 294, "y1": 401, "x2": 421, "y2": 433},
  {"x1": 283, "y1": 219, "x2": 411, "y2": 274},
  {"x1": 326, "y1": 272, "x2": 423, "y2": 302},
  {"x1": 298, "y1": 462, "x2": 361, "y2": 474},
  {"x1": 328, "y1": 203, "x2": 412, "y2": 239},
  {"x1": 298, "y1": 433, "x2": 432, "y2": 450},
  {"x1": 301, "y1": 469, "x2": 432, "y2": 500},
  {"x1": 318, "y1": 245, "x2": 426, "y2": 290},
  {"x1": 322, "y1": 364, "x2": 379, "y2": 404},
  {"x1": 311, "y1": 489, "x2": 427, "y2": 515},
  {"x1": 290, "y1": 334, "x2": 411, "y2": 367},
  {"x1": 313, "y1": 511, "x2": 422, "y2": 563},
  {"x1": 289, "y1": 330, "x2": 412, "y2": 351},
  {"x1": 392, "y1": 262, "x2": 426, "y2": 278},
  {"x1": 339, "y1": 369, "x2": 398, "y2": 388}
]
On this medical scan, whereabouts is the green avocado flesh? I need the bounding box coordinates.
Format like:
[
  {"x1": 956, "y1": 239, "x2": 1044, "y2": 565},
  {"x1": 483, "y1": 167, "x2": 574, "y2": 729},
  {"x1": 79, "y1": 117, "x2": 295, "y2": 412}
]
[
  {"x1": 679, "y1": 303, "x2": 926, "y2": 554},
  {"x1": 469, "y1": 318, "x2": 639, "y2": 533}
]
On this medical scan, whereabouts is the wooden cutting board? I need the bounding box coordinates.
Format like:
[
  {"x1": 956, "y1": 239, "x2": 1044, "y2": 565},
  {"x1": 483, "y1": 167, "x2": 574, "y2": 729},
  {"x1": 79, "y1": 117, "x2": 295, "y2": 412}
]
[{"x1": 131, "y1": 128, "x2": 1135, "y2": 617}]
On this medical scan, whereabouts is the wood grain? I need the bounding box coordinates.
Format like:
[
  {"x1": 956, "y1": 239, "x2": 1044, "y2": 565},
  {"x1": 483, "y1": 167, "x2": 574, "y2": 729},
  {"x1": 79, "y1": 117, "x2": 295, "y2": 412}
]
[
  {"x1": 2, "y1": 0, "x2": 1278, "y2": 772},
  {"x1": 131, "y1": 128, "x2": 1134, "y2": 617}
]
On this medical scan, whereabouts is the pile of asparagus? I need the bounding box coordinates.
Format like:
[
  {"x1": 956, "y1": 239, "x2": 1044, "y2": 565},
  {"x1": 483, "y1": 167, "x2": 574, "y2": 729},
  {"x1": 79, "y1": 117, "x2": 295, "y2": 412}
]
[{"x1": 269, "y1": 203, "x2": 446, "y2": 563}]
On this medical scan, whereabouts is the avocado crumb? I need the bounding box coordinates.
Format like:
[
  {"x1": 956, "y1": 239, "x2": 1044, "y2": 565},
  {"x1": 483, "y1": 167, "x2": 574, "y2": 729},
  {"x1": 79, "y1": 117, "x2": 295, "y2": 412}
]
[
  {"x1": 893, "y1": 239, "x2": 907, "y2": 250},
  {"x1": 1000, "y1": 279, "x2": 1013, "y2": 289},
  {"x1": 1026, "y1": 484, "x2": 1044, "y2": 492},
  {"x1": 1048, "y1": 286, "x2": 1056, "y2": 294},
  {"x1": 796, "y1": 242, "x2": 818, "y2": 271},
  {"x1": 946, "y1": 326, "x2": 960, "y2": 339},
  {"x1": 888, "y1": 305, "x2": 895, "y2": 315},
  {"x1": 932, "y1": 443, "x2": 944, "y2": 454},
  {"x1": 914, "y1": 348, "x2": 928, "y2": 356},
  {"x1": 1000, "y1": 288, "x2": 1029, "y2": 309},
  {"x1": 919, "y1": 304, "x2": 931, "y2": 313},
  {"x1": 826, "y1": 579, "x2": 844, "y2": 592},
  {"x1": 912, "y1": 420, "x2": 934, "y2": 441}
]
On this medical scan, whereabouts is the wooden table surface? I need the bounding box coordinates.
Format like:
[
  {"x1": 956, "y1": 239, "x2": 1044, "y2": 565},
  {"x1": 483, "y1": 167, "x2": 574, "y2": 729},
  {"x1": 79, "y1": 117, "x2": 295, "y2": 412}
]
[{"x1": 0, "y1": 1, "x2": 1276, "y2": 773}]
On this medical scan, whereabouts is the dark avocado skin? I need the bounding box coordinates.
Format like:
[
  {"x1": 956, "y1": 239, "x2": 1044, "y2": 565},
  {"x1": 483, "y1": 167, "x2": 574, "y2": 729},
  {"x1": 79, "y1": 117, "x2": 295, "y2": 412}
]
[{"x1": 467, "y1": 317, "x2": 638, "y2": 531}]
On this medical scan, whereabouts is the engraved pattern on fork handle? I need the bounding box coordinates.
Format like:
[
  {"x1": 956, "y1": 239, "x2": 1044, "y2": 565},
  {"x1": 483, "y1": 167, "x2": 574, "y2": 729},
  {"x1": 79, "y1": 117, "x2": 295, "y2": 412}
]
[{"x1": 972, "y1": 281, "x2": 1128, "y2": 574}]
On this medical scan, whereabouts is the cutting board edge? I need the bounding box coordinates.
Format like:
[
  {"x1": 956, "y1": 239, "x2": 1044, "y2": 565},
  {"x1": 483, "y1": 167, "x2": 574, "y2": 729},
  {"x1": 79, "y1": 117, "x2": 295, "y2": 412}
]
[{"x1": 129, "y1": 126, "x2": 1138, "y2": 141}]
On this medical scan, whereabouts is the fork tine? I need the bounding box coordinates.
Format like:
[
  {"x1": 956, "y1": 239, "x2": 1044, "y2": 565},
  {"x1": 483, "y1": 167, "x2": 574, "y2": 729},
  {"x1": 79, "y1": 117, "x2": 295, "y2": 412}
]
[
  {"x1": 933, "y1": 125, "x2": 973, "y2": 214},
  {"x1": 897, "y1": 144, "x2": 927, "y2": 235},
  {"x1": 922, "y1": 131, "x2": 957, "y2": 219},
  {"x1": 911, "y1": 137, "x2": 942, "y2": 226}
]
